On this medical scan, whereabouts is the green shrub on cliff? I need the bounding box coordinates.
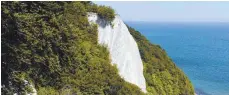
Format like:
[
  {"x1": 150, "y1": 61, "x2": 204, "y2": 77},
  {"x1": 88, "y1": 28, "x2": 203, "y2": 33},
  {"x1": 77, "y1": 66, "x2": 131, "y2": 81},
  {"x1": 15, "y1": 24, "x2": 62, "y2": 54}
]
[
  {"x1": 97, "y1": 5, "x2": 115, "y2": 22},
  {"x1": 128, "y1": 26, "x2": 195, "y2": 95},
  {"x1": 83, "y1": 2, "x2": 115, "y2": 22}
]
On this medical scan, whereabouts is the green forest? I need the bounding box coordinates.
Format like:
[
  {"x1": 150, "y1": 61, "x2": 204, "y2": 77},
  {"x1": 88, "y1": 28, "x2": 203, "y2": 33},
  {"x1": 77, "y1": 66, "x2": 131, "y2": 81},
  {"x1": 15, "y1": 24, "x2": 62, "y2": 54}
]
[{"x1": 1, "y1": 1, "x2": 194, "y2": 95}]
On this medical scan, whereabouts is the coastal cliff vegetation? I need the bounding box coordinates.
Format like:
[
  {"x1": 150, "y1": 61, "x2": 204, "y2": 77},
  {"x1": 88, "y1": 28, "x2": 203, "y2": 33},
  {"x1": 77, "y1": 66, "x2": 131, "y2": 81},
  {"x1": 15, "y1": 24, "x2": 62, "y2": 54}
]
[
  {"x1": 1, "y1": 1, "x2": 194, "y2": 95},
  {"x1": 129, "y1": 26, "x2": 194, "y2": 95}
]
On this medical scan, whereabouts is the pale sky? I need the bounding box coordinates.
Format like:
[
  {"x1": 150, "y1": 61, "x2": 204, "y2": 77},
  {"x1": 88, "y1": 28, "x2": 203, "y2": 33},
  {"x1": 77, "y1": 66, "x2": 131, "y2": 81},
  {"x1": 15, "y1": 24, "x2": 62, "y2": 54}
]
[{"x1": 95, "y1": 1, "x2": 229, "y2": 22}]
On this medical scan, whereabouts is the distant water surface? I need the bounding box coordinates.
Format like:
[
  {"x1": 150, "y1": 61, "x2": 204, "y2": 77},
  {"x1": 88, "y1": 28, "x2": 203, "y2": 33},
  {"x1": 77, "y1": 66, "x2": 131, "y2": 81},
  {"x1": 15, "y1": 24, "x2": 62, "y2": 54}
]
[{"x1": 127, "y1": 22, "x2": 229, "y2": 95}]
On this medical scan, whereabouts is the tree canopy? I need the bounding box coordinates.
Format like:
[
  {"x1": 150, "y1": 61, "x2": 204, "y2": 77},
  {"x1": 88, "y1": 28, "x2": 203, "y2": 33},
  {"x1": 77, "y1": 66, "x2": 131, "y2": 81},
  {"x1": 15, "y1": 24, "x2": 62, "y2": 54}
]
[
  {"x1": 1, "y1": 1, "x2": 142, "y2": 95},
  {"x1": 1, "y1": 1, "x2": 194, "y2": 95}
]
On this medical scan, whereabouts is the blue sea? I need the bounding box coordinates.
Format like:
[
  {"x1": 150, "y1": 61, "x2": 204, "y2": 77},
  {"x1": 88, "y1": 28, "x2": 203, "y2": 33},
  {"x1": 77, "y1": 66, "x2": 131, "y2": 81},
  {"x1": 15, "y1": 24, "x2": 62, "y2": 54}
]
[{"x1": 127, "y1": 22, "x2": 229, "y2": 95}]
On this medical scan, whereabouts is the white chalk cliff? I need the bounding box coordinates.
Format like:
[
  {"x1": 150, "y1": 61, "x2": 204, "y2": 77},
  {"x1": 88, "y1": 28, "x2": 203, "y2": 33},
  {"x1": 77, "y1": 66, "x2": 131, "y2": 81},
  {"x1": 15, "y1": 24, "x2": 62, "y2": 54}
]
[{"x1": 88, "y1": 13, "x2": 147, "y2": 92}]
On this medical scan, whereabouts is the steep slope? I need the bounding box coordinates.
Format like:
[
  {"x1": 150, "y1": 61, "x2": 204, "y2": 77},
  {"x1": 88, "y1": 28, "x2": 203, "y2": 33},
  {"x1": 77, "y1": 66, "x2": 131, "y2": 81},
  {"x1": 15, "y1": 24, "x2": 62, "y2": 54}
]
[
  {"x1": 128, "y1": 26, "x2": 195, "y2": 95},
  {"x1": 1, "y1": 2, "x2": 144, "y2": 95},
  {"x1": 1, "y1": 1, "x2": 194, "y2": 95},
  {"x1": 88, "y1": 13, "x2": 146, "y2": 92}
]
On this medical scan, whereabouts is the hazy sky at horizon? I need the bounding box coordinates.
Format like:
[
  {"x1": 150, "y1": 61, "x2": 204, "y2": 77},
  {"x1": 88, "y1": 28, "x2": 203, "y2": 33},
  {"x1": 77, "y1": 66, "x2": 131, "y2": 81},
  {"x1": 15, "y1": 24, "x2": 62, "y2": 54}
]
[{"x1": 95, "y1": 1, "x2": 229, "y2": 22}]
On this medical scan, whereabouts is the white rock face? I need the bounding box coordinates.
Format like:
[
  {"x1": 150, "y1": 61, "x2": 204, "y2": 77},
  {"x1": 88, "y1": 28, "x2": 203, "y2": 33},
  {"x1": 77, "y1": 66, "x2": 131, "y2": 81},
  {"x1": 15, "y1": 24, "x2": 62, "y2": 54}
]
[{"x1": 88, "y1": 13, "x2": 147, "y2": 92}]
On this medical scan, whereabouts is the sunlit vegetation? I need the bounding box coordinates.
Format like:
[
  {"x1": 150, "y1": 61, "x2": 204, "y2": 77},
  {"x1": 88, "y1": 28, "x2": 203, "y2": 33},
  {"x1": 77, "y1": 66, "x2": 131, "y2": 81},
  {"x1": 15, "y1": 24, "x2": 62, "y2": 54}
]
[
  {"x1": 2, "y1": 1, "x2": 194, "y2": 95},
  {"x1": 128, "y1": 26, "x2": 195, "y2": 95},
  {"x1": 1, "y1": 1, "x2": 142, "y2": 95},
  {"x1": 84, "y1": 1, "x2": 115, "y2": 22}
]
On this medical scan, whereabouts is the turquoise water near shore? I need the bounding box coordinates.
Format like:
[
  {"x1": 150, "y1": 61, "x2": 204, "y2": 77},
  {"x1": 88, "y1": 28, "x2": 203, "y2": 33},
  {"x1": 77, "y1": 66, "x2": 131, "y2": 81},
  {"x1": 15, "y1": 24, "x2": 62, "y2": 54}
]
[{"x1": 127, "y1": 22, "x2": 229, "y2": 95}]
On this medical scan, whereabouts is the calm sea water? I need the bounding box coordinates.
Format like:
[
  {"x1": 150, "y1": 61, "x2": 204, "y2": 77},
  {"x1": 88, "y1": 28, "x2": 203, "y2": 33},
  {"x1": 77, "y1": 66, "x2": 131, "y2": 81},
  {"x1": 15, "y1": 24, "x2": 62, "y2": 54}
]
[{"x1": 127, "y1": 22, "x2": 229, "y2": 95}]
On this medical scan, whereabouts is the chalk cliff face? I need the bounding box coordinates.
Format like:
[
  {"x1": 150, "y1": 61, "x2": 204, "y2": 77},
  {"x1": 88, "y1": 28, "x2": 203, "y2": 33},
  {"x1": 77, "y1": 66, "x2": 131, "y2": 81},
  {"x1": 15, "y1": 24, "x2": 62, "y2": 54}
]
[{"x1": 88, "y1": 13, "x2": 147, "y2": 92}]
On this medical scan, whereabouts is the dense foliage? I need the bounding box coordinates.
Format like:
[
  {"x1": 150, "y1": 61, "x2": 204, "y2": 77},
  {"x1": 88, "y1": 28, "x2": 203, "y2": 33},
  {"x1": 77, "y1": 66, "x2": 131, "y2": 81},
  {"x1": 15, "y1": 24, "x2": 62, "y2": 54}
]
[
  {"x1": 84, "y1": 2, "x2": 115, "y2": 22},
  {"x1": 2, "y1": 1, "x2": 194, "y2": 95},
  {"x1": 128, "y1": 26, "x2": 195, "y2": 95},
  {"x1": 1, "y1": 1, "x2": 142, "y2": 95}
]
